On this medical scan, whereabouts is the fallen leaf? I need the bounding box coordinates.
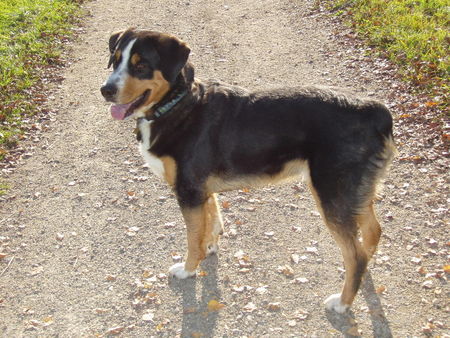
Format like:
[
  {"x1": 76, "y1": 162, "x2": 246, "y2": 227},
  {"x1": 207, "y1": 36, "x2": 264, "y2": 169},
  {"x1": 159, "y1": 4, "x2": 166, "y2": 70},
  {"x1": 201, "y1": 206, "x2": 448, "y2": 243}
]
[
  {"x1": 278, "y1": 265, "x2": 294, "y2": 277},
  {"x1": 183, "y1": 306, "x2": 197, "y2": 314},
  {"x1": 207, "y1": 300, "x2": 225, "y2": 311},
  {"x1": 0, "y1": 253, "x2": 7, "y2": 259},
  {"x1": 375, "y1": 285, "x2": 386, "y2": 294},
  {"x1": 417, "y1": 266, "x2": 427, "y2": 275},
  {"x1": 443, "y1": 265, "x2": 450, "y2": 274},
  {"x1": 346, "y1": 326, "x2": 360, "y2": 336},
  {"x1": 222, "y1": 201, "x2": 231, "y2": 209},
  {"x1": 267, "y1": 302, "x2": 281, "y2": 311},
  {"x1": 42, "y1": 316, "x2": 53, "y2": 326},
  {"x1": 198, "y1": 270, "x2": 208, "y2": 277},
  {"x1": 105, "y1": 275, "x2": 116, "y2": 281},
  {"x1": 94, "y1": 308, "x2": 108, "y2": 314}
]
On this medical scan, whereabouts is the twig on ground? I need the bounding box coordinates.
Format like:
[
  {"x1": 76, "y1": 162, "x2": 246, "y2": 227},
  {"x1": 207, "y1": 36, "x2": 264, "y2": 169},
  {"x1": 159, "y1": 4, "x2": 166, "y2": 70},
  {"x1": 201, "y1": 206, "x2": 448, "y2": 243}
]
[{"x1": 0, "y1": 256, "x2": 15, "y2": 277}]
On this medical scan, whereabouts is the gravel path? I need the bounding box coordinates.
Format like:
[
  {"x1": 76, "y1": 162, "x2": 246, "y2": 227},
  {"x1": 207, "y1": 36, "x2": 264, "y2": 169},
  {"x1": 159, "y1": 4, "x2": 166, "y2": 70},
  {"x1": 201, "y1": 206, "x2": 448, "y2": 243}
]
[{"x1": 1, "y1": 0, "x2": 448, "y2": 336}]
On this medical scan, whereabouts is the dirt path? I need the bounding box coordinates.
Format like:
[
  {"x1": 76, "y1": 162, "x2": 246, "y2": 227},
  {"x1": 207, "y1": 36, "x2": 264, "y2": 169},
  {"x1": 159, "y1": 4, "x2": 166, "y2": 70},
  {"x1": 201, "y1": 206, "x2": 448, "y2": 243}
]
[{"x1": 1, "y1": 0, "x2": 448, "y2": 336}]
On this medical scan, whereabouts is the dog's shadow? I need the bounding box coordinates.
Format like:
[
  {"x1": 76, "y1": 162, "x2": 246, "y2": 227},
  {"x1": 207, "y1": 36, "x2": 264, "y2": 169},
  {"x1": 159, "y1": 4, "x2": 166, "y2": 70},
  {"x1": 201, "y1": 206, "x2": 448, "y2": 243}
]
[
  {"x1": 169, "y1": 255, "x2": 221, "y2": 337},
  {"x1": 326, "y1": 272, "x2": 393, "y2": 337}
]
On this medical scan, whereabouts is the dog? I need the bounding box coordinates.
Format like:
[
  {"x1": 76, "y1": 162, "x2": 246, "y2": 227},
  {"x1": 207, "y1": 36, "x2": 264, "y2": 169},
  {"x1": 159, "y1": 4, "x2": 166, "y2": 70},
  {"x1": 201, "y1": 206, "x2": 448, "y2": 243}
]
[{"x1": 100, "y1": 28, "x2": 395, "y2": 313}]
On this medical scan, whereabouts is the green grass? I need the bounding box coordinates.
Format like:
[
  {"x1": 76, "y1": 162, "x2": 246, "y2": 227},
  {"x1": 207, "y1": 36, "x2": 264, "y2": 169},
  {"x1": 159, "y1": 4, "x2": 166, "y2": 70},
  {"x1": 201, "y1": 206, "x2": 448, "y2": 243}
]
[
  {"x1": 0, "y1": 180, "x2": 9, "y2": 196},
  {"x1": 0, "y1": 0, "x2": 83, "y2": 158},
  {"x1": 324, "y1": 0, "x2": 449, "y2": 108}
]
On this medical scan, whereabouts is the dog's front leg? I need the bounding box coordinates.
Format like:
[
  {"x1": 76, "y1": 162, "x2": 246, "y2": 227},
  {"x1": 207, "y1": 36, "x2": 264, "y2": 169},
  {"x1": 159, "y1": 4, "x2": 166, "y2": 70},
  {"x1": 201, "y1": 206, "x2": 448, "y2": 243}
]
[{"x1": 169, "y1": 204, "x2": 207, "y2": 279}]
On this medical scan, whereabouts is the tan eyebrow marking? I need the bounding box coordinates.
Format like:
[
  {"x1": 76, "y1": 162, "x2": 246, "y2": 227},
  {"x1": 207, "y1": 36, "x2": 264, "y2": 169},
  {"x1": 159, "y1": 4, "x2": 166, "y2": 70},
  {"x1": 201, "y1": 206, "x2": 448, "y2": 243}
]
[{"x1": 131, "y1": 53, "x2": 140, "y2": 65}]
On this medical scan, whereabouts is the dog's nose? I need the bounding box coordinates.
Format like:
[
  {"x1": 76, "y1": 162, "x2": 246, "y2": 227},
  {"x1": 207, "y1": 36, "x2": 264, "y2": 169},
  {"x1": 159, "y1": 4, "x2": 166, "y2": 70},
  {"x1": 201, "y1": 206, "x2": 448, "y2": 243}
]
[{"x1": 100, "y1": 83, "x2": 117, "y2": 101}]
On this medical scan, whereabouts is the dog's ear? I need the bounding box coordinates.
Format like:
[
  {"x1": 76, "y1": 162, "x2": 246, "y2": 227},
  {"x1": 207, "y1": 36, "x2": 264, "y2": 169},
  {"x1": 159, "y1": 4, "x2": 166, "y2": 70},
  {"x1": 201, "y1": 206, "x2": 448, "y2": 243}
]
[
  {"x1": 155, "y1": 35, "x2": 191, "y2": 83},
  {"x1": 109, "y1": 30, "x2": 125, "y2": 53},
  {"x1": 107, "y1": 30, "x2": 125, "y2": 68}
]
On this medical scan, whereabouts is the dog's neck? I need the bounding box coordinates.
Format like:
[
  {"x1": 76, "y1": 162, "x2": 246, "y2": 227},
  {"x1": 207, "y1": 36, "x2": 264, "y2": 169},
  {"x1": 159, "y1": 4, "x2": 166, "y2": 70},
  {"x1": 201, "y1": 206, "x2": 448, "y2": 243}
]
[{"x1": 143, "y1": 62, "x2": 198, "y2": 122}]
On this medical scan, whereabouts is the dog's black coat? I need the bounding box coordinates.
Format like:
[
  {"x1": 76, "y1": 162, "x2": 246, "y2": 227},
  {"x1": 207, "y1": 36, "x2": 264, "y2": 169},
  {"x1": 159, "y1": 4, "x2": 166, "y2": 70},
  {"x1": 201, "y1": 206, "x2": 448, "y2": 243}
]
[{"x1": 145, "y1": 72, "x2": 393, "y2": 226}]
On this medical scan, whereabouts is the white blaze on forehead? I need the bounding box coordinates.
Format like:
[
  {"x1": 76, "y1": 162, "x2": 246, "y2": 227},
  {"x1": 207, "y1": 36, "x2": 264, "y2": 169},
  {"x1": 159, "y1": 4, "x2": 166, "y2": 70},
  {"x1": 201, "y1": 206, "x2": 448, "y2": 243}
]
[{"x1": 105, "y1": 38, "x2": 136, "y2": 89}]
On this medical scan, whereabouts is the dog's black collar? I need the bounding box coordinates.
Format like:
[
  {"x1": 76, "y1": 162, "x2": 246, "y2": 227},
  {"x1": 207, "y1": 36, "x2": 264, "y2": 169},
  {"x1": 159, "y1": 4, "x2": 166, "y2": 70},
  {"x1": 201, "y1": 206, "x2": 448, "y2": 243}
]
[{"x1": 146, "y1": 89, "x2": 188, "y2": 121}]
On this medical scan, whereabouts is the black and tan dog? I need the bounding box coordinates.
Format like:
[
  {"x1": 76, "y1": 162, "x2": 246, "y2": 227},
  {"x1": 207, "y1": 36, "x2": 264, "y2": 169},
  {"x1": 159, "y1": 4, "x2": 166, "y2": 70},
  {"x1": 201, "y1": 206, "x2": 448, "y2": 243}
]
[{"x1": 100, "y1": 28, "x2": 395, "y2": 313}]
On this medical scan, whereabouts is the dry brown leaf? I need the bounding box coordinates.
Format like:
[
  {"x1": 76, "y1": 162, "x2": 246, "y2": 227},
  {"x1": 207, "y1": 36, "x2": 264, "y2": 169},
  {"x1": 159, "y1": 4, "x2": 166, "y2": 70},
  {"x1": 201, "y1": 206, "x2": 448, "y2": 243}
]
[
  {"x1": 105, "y1": 275, "x2": 116, "y2": 281},
  {"x1": 222, "y1": 201, "x2": 231, "y2": 209},
  {"x1": 183, "y1": 306, "x2": 197, "y2": 314},
  {"x1": 417, "y1": 266, "x2": 427, "y2": 275},
  {"x1": 94, "y1": 308, "x2": 108, "y2": 314},
  {"x1": 346, "y1": 326, "x2": 360, "y2": 336},
  {"x1": 443, "y1": 265, "x2": 450, "y2": 274},
  {"x1": 42, "y1": 316, "x2": 53, "y2": 326},
  {"x1": 278, "y1": 265, "x2": 294, "y2": 277},
  {"x1": 207, "y1": 300, "x2": 225, "y2": 311},
  {"x1": 198, "y1": 270, "x2": 208, "y2": 277},
  {"x1": 0, "y1": 253, "x2": 7, "y2": 260},
  {"x1": 267, "y1": 302, "x2": 281, "y2": 311},
  {"x1": 375, "y1": 285, "x2": 386, "y2": 294},
  {"x1": 191, "y1": 333, "x2": 204, "y2": 338}
]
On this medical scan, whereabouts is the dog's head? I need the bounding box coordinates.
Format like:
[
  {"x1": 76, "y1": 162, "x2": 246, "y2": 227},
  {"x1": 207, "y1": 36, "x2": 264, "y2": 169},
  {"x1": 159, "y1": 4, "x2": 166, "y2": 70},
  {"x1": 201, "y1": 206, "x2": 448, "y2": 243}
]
[{"x1": 100, "y1": 28, "x2": 190, "y2": 120}]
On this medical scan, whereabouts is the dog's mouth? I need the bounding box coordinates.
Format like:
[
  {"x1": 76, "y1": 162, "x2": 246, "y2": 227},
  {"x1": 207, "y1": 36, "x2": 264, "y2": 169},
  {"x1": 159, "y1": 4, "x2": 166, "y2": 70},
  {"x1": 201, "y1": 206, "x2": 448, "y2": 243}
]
[{"x1": 110, "y1": 90, "x2": 151, "y2": 120}]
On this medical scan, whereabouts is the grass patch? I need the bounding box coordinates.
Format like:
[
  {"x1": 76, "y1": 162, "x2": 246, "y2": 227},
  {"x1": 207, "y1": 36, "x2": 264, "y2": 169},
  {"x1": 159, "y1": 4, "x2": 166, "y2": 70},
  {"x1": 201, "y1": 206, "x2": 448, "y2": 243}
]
[
  {"x1": 323, "y1": 0, "x2": 449, "y2": 109},
  {"x1": 0, "y1": 0, "x2": 84, "y2": 159},
  {"x1": 0, "y1": 180, "x2": 9, "y2": 196}
]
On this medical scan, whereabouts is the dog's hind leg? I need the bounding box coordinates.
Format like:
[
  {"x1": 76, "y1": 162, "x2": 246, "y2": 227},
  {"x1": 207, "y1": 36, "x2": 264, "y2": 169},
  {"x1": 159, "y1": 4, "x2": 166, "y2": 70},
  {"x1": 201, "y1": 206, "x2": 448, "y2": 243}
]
[
  {"x1": 356, "y1": 203, "x2": 381, "y2": 259},
  {"x1": 324, "y1": 229, "x2": 368, "y2": 313},
  {"x1": 309, "y1": 184, "x2": 368, "y2": 314},
  {"x1": 203, "y1": 194, "x2": 224, "y2": 255}
]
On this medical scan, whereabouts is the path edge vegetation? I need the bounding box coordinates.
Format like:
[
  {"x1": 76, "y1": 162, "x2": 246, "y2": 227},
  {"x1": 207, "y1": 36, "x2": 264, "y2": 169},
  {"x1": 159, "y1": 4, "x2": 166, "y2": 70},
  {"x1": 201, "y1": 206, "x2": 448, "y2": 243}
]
[
  {"x1": 319, "y1": 0, "x2": 449, "y2": 115},
  {"x1": 0, "y1": 0, "x2": 85, "y2": 160}
]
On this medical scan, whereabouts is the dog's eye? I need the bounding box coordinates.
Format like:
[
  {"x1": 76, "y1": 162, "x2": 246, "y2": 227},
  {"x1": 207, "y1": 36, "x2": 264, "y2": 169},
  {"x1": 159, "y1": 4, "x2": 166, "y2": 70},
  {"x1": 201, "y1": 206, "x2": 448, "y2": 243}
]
[{"x1": 135, "y1": 63, "x2": 150, "y2": 72}]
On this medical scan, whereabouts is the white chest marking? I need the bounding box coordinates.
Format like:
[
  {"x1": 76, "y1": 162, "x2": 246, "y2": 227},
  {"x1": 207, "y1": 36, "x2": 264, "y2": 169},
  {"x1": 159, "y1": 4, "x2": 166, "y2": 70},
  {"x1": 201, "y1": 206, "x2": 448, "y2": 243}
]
[{"x1": 138, "y1": 120, "x2": 165, "y2": 179}]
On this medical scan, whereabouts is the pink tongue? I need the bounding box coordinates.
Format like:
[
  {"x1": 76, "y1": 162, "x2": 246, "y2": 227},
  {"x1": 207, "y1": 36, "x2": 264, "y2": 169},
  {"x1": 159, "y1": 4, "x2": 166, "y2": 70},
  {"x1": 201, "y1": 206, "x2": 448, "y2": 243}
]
[{"x1": 110, "y1": 103, "x2": 131, "y2": 120}]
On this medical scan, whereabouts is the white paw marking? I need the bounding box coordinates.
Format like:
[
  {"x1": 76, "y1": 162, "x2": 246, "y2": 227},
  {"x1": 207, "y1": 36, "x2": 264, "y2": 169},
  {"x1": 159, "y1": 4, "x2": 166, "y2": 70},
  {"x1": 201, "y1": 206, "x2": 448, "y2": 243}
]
[
  {"x1": 324, "y1": 293, "x2": 349, "y2": 314},
  {"x1": 168, "y1": 262, "x2": 196, "y2": 279}
]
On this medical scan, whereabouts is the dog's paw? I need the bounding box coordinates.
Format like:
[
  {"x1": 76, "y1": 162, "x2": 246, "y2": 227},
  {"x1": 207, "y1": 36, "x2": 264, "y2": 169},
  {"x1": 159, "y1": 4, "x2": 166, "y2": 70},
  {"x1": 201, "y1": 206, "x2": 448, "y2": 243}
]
[
  {"x1": 324, "y1": 293, "x2": 349, "y2": 314},
  {"x1": 168, "y1": 262, "x2": 196, "y2": 279}
]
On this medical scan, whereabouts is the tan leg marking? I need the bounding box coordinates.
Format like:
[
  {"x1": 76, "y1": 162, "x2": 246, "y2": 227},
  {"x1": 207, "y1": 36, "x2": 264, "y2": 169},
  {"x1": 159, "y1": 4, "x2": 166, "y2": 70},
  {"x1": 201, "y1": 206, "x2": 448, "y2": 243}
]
[
  {"x1": 202, "y1": 194, "x2": 224, "y2": 255},
  {"x1": 309, "y1": 183, "x2": 368, "y2": 312},
  {"x1": 160, "y1": 156, "x2": 177, "y2": 187},
  {"x1": 356, "y1": 203, "x2": 381, "y2": 259},
  {"x1": 181, "y1": 205, "x2": 208, "y2": 272},
  {"x1": 333, "y1": 234, "x2": 368, "y2": 307}
]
